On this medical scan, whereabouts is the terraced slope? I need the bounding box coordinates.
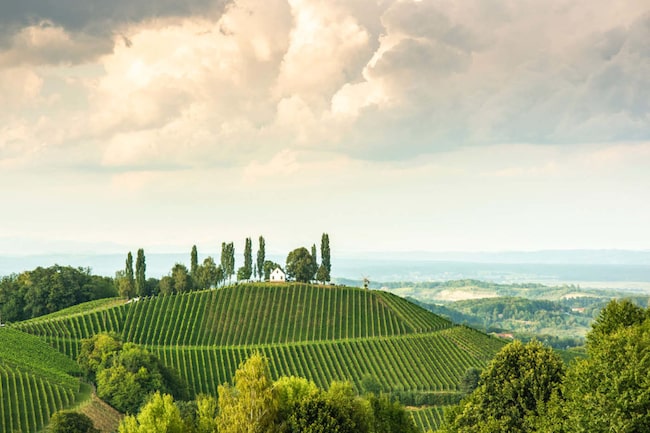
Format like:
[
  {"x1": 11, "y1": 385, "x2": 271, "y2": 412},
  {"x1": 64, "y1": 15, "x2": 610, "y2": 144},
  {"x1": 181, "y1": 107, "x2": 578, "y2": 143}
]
[
  {"x1": 13, "y1": 283, "x2": 505, "y2": 431},
  {"x1": 0, "y1": 327, "x2": 82, "y2": 433}
]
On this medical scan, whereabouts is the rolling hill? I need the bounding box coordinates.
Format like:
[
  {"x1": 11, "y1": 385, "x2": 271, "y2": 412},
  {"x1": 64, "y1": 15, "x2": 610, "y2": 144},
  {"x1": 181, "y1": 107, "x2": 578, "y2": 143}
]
[
  {"x1": 8, "y1": 283, "x2": 506, "y2": 432},
  {"x1": 0, "y1": 326, "x2": 84, "y2": 433}
]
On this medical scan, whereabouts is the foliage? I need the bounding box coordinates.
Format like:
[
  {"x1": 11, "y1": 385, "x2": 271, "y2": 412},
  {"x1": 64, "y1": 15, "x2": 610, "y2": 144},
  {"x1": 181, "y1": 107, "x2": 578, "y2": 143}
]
[
  {"x1": 237, "y1": 238, "x2": 253, "y2": 281},
  {"x1": 135, "y1": 249, "x2": 146, "y2": 297},
  {"x1": 459, "y1": 367, "x2": 481, "y2": 395},
  {"x1": 263, "y1": 260, "x2": 282, "y2": 281},
  {"x1": 257, "y1": 236, "x2": 265, "y2": 282},
  {"x1": 119, "y1": 252, "x2": 136, "y2": 299},
  {"x1": 216, "y1": 352, "x2": 278, "y2": 433},
  {"x1": 49, "y1": 411, "x2": 99, "y2": 433},
  {"x1": 191, "y1": 245, "x2": 199, "y2": 281},
  {"x1": 221, "y1": 242, "x2": 235, "y2": 283},
  {"x1": 81, "y1": 335, "x2": 188, "y2": 414},
  {"x1": 368, "y1": 393, "x2": 419, "y2": 433},
  {"x1": 0, "y1": 265, "x2": 116, "y2": 322},
  {"x1": 562, "y1": 300, "x2": 650, "y2": 433},
  {"x1": 318, "y1": 233, "x2": 331, "y2": 283},
  {"x1": 195, "y1": 256, "x2": 220, "y2": 290},
  {"x1": 118, "y1": 392, "x2": 184, "y2": 433},
  {"x1": 77, "y1": 332, "x2": 123, "y2": 379},
  {"x1": 171, "y1": 263, "x2": 193, "y2": 293},
  {"x1": 413, "y1": 296, "x2": 595, "y2": 347},
  {"x1": 242, "y1": 237, "x2": 253, "y2": 280},
  {"x1": 286, "y1": 248, "x2": 317, "y2": 282},
  {"x1": 441, "y1": 340, "x2": 565, "y2": 433}
]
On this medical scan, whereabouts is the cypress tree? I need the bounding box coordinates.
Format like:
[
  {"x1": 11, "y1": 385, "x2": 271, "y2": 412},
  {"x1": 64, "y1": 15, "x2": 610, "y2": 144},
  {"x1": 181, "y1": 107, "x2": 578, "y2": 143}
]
[
  {"x1": 319, "y1": 233, "x2": 331, "y2": 283},
  {"x1": 191, "y1": 245, "x2": 198, "y2": 280},
  {"x1": 244, "y1": 238, "x2": 253, "y2": 280},
  {"x1": 135, "y1": 248, "x2": 146, "y2": 296},
  {"x1": 124, "y1": 251, "x2": 135, "y2": 298},
  {"x1": 256, "y1": 236, "x2": 265, "y2": 281}
]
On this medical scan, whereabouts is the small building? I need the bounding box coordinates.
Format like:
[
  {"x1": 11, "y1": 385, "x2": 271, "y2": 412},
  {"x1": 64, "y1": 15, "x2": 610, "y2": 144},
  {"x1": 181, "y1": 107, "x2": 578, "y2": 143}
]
[{"x1": 270, "y1": 267, "x2": 286, "y2": 283}]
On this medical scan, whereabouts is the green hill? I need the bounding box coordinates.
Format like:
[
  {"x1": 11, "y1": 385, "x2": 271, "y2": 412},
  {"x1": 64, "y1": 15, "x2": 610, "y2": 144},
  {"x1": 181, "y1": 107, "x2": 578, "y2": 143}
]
[
  {"x1": 10, "y1": 283, "x2": 506, "y2": 431},
  {"x1": 0, "y1": 327, "x2": 83, "y2": 433}
]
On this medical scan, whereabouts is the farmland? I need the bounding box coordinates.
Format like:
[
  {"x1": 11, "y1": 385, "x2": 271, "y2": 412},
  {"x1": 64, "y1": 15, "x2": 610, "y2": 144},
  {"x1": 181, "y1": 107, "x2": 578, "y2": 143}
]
[
  {"x1": 8, "y1": 283, "x2": 506, "y2": 431},
  {"x1": 0, "y1": 327, "x2": 83, "y2": 433}
]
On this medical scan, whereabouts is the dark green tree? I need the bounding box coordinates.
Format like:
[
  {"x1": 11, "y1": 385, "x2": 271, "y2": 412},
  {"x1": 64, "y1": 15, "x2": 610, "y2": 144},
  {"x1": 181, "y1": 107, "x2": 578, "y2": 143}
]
[
  {"x1": 459, "y1": 367, "x2": 481, "y2": 395},
  {"x1": 135, "y1": 248, "x2": 146, "y2": 297},
  {"x1": 119, "y1": 252, "x2": 136, "y2": 299},
  {"x1": 317, "y1": 233, "x2": 331, "y2": 283},
  {"x1": 159, "y1": 276, "x2": 174, "y2": 295},
  {"x1": 441, "y1": 340, "x2": 565, "y2": 433},
  {"x1": 221, "y1": 242, "x2": 235, "y2": 283},
  {"x1": 191, "y1": 245, "x2": 199, "y2": 281},
  {"x1": 562, "y1": 300, "x2": 650, "y2": 433},
  {"x1": 311, "y1": 244, "x2": 318, "y2": 273},
  {"x1": 286, "y1": 248, "x2": 317, "y2": 283},
  {"x1": 257, "y1": 236, "x2": 265, "y2": 282},
  {"x1": 96, "y1": 343, "x2": 188, "y2": 414},
  {"x1": 196, "y1": 257, "x2": 218, "y2": 290},
  {"x1": 368, "y1": 393, "x2": 419, "y2": 433},
  {"x1": 238, "y1": 238, "x2": 253, "y2": 281},
  {"x1": 49, "y1": 411, "x2": 99, "y2": 433},
  {"x1": 171, "y1": 264, "x2": 192, "y2": 293},
  {"x1": 263, "y1": 261, "x2": 282, "y2": 281}
]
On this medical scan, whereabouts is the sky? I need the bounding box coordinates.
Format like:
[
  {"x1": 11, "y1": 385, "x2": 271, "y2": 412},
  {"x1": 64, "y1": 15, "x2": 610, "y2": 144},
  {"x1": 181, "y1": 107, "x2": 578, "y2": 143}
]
[{"x1": 1, "y1": 0, "x2": 649, "y2": 257}]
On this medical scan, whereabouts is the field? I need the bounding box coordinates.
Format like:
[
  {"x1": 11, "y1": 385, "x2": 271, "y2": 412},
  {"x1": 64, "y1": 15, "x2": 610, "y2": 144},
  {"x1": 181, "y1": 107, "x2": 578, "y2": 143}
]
[
  {"x1": 9, "y1": 283, "x2": 506, "y2": 431},
  {"x1": 0, "y1": 327, "x2": 83, "y2": 433}
]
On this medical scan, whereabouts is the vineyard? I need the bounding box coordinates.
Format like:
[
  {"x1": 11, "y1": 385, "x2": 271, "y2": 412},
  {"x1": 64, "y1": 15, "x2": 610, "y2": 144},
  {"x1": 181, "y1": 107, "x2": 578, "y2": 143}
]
[
  {"x1": 8, "y1": 283, "x2": 506, "y2": 432},
  {"x1": 0, "y1": 327, "x2": 82, "y2": 433}
]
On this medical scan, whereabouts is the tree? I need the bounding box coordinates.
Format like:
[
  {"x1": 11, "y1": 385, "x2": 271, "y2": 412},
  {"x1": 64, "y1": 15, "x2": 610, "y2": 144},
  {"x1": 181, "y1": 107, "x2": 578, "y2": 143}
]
[
  {"x1": 121, "y1": 252, "x2": 136, "y2": 299},
  {"x1": 263, "y1": 261, "x2": 282, "y2": 281},
  {"x1": 317, "y1": 233, "x2": 331, "y2": 283},
  {"x1": 257, "y1": 236, "x2": 265, "y2": 282},
  {"x1": 118, "y1": 392, "x2": 184, "y2": 433},
  {"x1": 441, "y1": 340, "x2": 565, "y2": 433},
  {"x1": 77, "y1": 332, "x2": 123, "y2": 380},
  {"x1": 159, "y1": 276, "x2": 174, "y2": 295},
  {"x1": 217, "y1": 352, "x2": 278, "y2": 433},
  {"x1": 196, "y1": 257, "x2": 218, "y2": 290},
  {"x1": 562, "y1": 300, "x2": 650, "y2": 433},
  {"x1": 244, "y1": 237, "x2": 253, "y2": 280},
  {"x1": 459, "y1": 367, "x2": 481, "y2": 395},
  {"x1": 368, "y1": 393, "x2": 419, "y2": 433},
  {"x1": 311, "y1": 244, "x2": 318, "y2": 273},
  {"x1": 135, "y1": 249, "x2": 146, "y2": 297},
  {"x1": 171, "y1": 263, "x2": 193, "y2": 293},
  {"x1": 96, "y1": 343, "x2": 188, "y2": 414},
  {"x1": 221, "y1": 242, "x2": 235, "y2": 283},
  {"x1": 49, "y1": 411, "x2": 99, "y2": 433},
  {"x1": 191, "y1": 245, "x2": 199, "y2": 281},
  {"x1": 286, "y1": 248, "x2": 317, "y2": 283}
]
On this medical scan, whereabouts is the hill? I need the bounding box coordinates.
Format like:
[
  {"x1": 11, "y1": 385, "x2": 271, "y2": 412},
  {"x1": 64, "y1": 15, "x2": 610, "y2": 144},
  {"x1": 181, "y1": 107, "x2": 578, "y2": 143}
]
[
  {"x1": 9, "y1": 283, "x2": 506, "y2": 432},
  {"x1": 0, "y1": 327, "x2": 84, "y2": 433}
]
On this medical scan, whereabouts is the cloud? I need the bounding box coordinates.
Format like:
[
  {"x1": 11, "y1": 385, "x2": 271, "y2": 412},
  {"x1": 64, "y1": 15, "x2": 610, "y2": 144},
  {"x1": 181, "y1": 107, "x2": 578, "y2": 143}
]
[
  {"x1": 1, "y1": 0, "x2": 649, "y2": 172},
  {"x1": 0, "y1": 0, "x2": 231, "y2": 64}
]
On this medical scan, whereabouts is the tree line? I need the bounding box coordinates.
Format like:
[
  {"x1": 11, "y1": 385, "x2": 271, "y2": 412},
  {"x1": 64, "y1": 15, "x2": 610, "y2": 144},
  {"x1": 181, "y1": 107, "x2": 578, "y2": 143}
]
[
  {"x1": 0, "y1": 265, "x2": 116, "y2": 322},
  {"x1": 116, "y1": 233, "x2": 332, "y2": 298}
]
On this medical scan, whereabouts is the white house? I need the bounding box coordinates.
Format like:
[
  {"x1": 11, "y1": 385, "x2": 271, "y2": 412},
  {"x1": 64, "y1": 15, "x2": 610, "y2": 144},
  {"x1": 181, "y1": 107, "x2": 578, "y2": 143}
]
[{"x1": 270, "y1": 267, "x2": 286, "y2": 282}]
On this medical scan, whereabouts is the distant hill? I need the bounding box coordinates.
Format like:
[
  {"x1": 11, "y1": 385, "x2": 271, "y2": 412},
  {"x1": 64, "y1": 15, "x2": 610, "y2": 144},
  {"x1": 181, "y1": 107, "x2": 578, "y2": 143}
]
[{"x1": 8, "y1": 283, "x2": 506, "y2": 432}]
